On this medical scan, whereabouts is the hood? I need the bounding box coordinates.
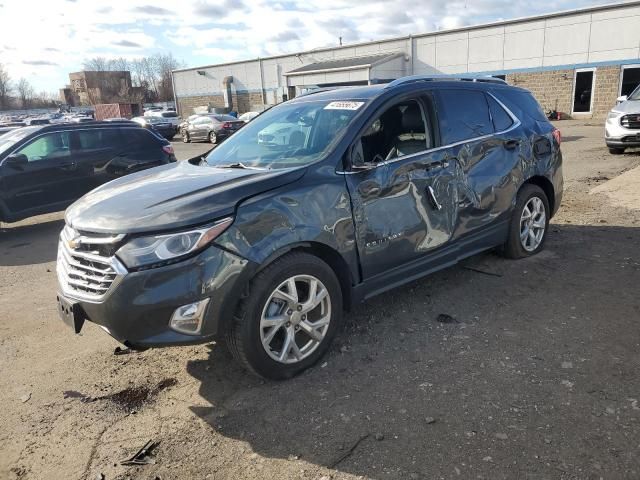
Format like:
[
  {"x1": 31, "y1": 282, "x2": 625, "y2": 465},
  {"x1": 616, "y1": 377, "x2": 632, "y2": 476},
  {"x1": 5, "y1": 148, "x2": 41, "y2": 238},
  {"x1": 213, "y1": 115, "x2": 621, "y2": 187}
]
[
  {"x1": 613, "y1": 99, "x2": 640, "y2": 114},
  {"x1": 66, "y1": 161, "x2": 305, "y2": 234}
]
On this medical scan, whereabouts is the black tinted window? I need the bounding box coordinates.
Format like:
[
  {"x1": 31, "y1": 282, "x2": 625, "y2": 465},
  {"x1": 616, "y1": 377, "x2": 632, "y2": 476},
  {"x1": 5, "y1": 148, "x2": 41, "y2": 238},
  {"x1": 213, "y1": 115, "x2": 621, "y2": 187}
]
[
  {"x1": 121, "y1": 129, "x2": 161, "y2": 149},
  {"x1": 496, "y1": 90, "x2": 547, "y2": 122},
  {"x1": 487, "y1": 95, "x2": 514, "y2": 131},
  {"x1": 77, "y1": 129, "x2": 120, "y2": 150},
  {"x1": 436, "y1": 89, "x2": 492, "y2": 144}
]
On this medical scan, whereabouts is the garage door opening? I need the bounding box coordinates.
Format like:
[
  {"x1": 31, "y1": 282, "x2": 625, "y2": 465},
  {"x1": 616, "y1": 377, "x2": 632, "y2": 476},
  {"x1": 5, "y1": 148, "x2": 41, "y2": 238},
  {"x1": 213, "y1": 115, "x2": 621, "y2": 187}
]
[
  {"x1": 620, "y1": 66, "x2": 640, "y2": 97},
  {"x1": 573, "y1": 69, "x2": 595, "y2": 113}
]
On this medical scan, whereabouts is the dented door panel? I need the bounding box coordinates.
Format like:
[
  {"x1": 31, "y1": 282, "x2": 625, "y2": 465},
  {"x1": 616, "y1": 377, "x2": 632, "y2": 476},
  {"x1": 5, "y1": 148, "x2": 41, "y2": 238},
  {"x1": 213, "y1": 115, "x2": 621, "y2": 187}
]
[{"x1": 345, "y1": 150, "x2": 458, "y2": 279}]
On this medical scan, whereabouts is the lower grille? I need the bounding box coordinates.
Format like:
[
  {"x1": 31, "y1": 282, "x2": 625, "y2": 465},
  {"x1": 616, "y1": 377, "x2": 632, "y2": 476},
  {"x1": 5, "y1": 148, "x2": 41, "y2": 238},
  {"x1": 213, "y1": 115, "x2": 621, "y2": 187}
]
[
  {"x1": 57, "y1": 226, "x2": 127, "y2": 301},
  {"x1": 621, "y1": 114, "x2": 640, "y2": 130}
]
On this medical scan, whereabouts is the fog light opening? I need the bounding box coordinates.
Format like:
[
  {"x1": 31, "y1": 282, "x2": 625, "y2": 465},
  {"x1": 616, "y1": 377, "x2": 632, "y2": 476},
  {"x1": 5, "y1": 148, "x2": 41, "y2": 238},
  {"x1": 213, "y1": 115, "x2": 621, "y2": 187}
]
[{"x1": 170, "y1": 298, "x2": 210, "y2": 335}]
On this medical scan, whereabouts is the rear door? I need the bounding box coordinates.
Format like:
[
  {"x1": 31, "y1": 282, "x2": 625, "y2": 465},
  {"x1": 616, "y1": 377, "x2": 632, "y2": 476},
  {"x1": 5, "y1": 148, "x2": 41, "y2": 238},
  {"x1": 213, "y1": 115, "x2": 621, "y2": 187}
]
[
  {"x1": 0, "y1": 130, "x2": 80, "y2": 216},
  {"x1": 71, "y1": 127, "x2": 123, "y2": 193},
  {"x1": 344, "y1": 94, "x2": 459, "y2": 280},
  {"x1": 189, "y1": 117, "x2": 213, "y2": 140},
  {"x1": 433, "y1": 88, "x2": 521, "y2": 243},
  {"x1": 107, "y1": 128, "x2": 168, "y2": 176}
]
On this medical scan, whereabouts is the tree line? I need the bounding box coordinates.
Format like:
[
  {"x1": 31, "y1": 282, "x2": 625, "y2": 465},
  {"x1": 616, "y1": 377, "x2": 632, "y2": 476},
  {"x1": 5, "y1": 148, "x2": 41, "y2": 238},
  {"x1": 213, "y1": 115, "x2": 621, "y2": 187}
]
[{"x1": 0, "y1": 64, "x2": 59, "y2": 111}]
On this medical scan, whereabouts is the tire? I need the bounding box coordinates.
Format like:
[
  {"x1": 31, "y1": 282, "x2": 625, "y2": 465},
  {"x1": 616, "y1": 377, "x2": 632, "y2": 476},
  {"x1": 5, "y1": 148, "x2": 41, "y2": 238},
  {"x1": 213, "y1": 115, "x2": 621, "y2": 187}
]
[
  {"x1": 181, "y1": 130, "x2": 190, "y2": 143},
  {"x1": 208, "y1": 131, "x2": 217, "y2": 144},
  {"x1": 226, "y1": 252, "x2": 343, "y2": 380},
  {"x1": 608, "y1": 147, "x2": 625, "y2": 155},
  {"x1": 502, "y1": 184, "x2": 550, "y2": 259}
]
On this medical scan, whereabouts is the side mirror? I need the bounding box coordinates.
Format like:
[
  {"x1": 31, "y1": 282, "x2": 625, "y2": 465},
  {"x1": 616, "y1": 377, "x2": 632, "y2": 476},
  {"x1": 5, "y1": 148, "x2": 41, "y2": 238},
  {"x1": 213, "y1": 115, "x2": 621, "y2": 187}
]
[
  {"x1": 616, "y1": 95, "x2": 628, "y2": 104},
  {"x1": 5, "y1": 153, "x2": 28, "y2": 168},
  {"x1": 348, "y1": 141, "x2": 375, "y2": 171}
]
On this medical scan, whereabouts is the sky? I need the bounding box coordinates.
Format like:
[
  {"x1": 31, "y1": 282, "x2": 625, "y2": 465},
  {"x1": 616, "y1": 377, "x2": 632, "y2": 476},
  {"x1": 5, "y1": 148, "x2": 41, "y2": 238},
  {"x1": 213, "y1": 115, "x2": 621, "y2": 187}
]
[{"x1": 0, "y1": 0, "x2": 616, "y2": 93}]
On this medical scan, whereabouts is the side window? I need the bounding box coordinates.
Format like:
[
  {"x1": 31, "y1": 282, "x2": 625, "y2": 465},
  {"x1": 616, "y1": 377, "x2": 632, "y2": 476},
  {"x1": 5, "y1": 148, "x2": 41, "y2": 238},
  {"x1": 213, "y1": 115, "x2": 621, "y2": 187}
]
[
  {"x1": 356, "y1": 99, "x2": 432, "y2": 165},
  {"x1": 15, "y1": 132, "x2": 71, "y2": 162},
  {"x1": 435, "y1": 89, "x2": 493, "y2": 144},
  {"x1": 76, "y1": 129, "x2": 121, "y2": 150},
  {"x1": 121, "y1": 129, "x2": 161, "y2": 150},
  {"x1": 486, "y1": 95, "x2": 514, "y2": 132}
]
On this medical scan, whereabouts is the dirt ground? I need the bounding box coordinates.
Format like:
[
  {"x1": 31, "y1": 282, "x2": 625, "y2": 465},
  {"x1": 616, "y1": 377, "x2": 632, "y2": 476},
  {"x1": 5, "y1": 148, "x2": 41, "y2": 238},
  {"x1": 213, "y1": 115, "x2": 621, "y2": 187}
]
[{"x1": 1, "y1": 122, "x2": 639, "y2": 480}]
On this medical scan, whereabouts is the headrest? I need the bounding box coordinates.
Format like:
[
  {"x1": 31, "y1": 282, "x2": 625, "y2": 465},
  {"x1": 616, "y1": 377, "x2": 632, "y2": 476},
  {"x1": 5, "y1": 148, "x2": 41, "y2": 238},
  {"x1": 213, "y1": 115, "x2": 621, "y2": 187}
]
[{"x1": 401, "y1": 104, "x2": 424, "y2": 132}]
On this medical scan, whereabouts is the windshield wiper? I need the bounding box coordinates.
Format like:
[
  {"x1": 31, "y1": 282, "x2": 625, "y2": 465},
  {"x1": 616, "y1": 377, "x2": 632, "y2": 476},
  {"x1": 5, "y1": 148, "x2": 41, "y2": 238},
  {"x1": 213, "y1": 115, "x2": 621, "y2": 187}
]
[{"x1": 215, "y1": 162, "x2": 267, "y2": 170}]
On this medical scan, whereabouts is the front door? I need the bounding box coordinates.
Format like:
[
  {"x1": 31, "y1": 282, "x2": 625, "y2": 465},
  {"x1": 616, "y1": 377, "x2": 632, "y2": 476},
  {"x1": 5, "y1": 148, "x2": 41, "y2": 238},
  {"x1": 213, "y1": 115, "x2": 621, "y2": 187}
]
[
  {"x1": 1, "y1": 130, "x2": 80, "y2": 217},
  {"x1": 344, "y1": 96, "x2": 458, "y2": 280}
]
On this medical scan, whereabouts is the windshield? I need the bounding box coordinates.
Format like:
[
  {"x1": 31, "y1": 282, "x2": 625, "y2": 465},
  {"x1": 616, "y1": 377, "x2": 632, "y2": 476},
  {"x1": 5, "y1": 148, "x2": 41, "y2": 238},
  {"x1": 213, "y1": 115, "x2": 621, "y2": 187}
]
[
  {"x1": 629, "y1": 85, "x2": 640, "y2": 101},
  {"x1": 213, "y1": 114, "x2": 238, "y2": 122},
  {"x1": 0, "y1": 126, "x2": 41, "y2": 155},
  {"x1": 204, "y1": 99, "x2": 364, "y2": 169},
  {"x1": 161, "y1": 112, "x2": 178, "y2": 118}
]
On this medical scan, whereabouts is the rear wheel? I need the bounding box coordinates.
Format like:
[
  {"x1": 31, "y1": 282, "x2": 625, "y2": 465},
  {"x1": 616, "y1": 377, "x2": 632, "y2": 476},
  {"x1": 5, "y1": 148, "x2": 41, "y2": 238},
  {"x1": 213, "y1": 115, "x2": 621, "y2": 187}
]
[
  {"x1": 502, "y1": 184, "x2": 550, "y2": 259},
  {"x1": 226, "y1": 252, "x2": 343, "y2": 380},
  {"x1": 209, "y1": 131, "x2": 217, "y2": 144},
  {"x1": 181, "y1": 130, "x2": 190, "y2": 143},
  {"x1": 608, "y1": 147, "x2": 625, "y2": 155}
]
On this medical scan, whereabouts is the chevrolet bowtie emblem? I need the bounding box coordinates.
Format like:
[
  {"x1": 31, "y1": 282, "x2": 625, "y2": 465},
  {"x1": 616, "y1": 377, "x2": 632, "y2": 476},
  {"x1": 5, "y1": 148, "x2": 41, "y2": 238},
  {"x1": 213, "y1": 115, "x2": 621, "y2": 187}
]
[{"x1": 68, "y1": 237, "x2": 81, "y2": 249}]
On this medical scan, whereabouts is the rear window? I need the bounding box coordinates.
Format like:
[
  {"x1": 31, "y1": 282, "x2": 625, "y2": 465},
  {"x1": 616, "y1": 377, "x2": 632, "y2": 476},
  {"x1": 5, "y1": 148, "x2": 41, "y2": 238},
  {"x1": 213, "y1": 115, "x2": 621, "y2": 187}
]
[
  {"x1": 161, "y1": 112, "x2": 178, "y2": 118},
  {"x1": 435, "y1": 89, "x2": 493, "y2": 144}
]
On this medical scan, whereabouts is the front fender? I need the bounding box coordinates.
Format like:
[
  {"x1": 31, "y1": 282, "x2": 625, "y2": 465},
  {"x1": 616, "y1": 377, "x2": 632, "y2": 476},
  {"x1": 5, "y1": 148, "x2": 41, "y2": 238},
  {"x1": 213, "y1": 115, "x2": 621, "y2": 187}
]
[{"x1": 215, "y1": 170, "x2": 359, "y2": 282}]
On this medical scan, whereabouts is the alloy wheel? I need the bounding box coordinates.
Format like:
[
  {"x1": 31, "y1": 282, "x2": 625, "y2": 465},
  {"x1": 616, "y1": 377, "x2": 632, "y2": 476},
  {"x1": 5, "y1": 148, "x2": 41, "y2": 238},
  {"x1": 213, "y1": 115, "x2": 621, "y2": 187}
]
[
  {"x1": 259, "y1": 274, "x2": 331, "y2": 364},
  {"x1": 519, "y1": 196, "x2": 546, "y2": 252}
]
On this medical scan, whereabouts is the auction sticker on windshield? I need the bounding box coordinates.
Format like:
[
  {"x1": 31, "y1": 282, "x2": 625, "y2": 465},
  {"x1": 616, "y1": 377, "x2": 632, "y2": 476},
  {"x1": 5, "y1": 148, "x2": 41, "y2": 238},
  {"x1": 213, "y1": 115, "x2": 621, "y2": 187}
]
[{"x1": 324, "y1": 101, "x2": 365, "y2": 110}]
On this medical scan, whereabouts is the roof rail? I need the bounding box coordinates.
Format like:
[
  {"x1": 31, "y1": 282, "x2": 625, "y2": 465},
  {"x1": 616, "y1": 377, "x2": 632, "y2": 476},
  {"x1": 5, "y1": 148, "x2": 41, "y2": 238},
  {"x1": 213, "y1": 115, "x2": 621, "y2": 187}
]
[{"x1": 385, "y1": 74, "x2": 507, "y2": 89}]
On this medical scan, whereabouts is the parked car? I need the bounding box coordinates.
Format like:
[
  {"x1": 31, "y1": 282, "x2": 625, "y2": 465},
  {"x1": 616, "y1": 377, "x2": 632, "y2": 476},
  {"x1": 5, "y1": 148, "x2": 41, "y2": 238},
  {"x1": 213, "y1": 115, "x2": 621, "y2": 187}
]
[
  {"x1": 23, "y1": 118, "x2": 50, "y2": 126},
  {"x1": 0, "y1": 122, "x2": 176, "y2": 223},
  {"x1": 180, "y1": 114, "x2": 244, "y2": 143},
  {"x1": 131, "y1": 116, "x2": 177, "y2": 140},
  {"x1": 238, "y1": 111, "x2": 260, "y2": 123},
  {"x1": 605, "y1": 84, "x2": 640, "y2": 154},
  {"x1": 56, "y1": 76, "x2": 562, "y2": 380},
  {"x1": 145, "y1": 110, "x2": 181, "y2": 128}
]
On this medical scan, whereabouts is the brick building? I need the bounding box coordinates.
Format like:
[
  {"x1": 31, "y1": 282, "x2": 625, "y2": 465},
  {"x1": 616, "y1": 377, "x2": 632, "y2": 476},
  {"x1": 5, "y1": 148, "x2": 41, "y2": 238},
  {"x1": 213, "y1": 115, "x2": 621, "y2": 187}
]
[
  {"x1": 59, "y1": 71, "x2": 143, "y2": 106},
  {"x1": 172, "y1": 2, "x2": 640, "y2": 119}
]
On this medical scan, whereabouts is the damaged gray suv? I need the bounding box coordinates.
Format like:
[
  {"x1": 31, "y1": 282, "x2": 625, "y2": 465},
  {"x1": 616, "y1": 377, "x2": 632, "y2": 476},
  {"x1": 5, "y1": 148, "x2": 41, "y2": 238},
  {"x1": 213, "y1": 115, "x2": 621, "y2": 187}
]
[{"x1": 56, "y1": 75, "x2": 563, "y2": 379}]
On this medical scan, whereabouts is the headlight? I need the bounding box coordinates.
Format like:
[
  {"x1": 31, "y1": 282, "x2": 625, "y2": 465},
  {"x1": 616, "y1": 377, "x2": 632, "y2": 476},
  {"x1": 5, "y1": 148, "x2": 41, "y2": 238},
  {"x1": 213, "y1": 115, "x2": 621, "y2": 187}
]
[
  {"x1": 116, "y1": 217, "x2": 233, "y2": 269},
  {"x1": 607, "y1": 111, "x2": 622, "y2": 122}
]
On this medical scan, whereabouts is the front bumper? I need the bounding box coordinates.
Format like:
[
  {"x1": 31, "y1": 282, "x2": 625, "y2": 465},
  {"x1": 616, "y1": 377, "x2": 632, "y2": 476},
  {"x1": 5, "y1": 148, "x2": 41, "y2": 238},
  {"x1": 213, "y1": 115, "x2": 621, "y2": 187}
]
[
  {"x1": 57, "y1": 245, "x2": 255, "y2": 348},
  {"x1": 605, "y1": 119, "x2": 640, "y2": 148}
]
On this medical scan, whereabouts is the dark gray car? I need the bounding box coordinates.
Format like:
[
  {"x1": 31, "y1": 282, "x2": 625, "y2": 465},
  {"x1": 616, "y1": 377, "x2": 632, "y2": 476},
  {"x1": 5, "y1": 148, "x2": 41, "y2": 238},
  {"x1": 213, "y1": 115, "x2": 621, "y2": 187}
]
[
  {"x1": 57, "y1": 76, "x2": 563, "y2": 379},
  {"x1": 180, "y1": 114, "x2": 244, "y2": 144}
]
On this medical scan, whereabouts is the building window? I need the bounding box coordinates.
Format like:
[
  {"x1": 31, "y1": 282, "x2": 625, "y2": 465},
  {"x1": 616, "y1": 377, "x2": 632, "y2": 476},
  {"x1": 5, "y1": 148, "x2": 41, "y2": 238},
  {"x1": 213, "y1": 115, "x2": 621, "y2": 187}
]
[
  {"x1": 620, "y1": 65, "x2": 640, "y2": 97},
  {"x1": 573, "y1": 69, "x2": 595, "y2": 113}
]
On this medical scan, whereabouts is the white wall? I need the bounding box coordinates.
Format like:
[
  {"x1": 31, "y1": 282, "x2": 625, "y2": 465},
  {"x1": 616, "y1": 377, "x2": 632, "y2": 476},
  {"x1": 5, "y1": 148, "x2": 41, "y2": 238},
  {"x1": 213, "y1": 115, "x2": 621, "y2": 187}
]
[{"x1": 174, "y1": 3, "x2": 640, "y2": 97}]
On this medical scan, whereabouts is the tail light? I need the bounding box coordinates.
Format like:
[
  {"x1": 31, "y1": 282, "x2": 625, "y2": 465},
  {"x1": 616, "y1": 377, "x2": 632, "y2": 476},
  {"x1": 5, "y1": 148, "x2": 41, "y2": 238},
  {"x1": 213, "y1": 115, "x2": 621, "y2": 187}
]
[
  {"x1": 552, "y1": 128, "x2": 561, "y2": 146},
  {"x1": 222, "y1": 122, "x2": 232, "y2": 129},
  {"x1": 162, "y1": 145, "x2": 174, "y2": 155}
]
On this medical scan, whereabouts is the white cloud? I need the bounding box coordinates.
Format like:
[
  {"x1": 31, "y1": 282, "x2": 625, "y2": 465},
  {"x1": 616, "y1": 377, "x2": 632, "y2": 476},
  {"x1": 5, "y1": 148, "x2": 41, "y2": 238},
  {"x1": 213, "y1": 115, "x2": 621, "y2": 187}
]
[{"x1": 0, "y1": 0, "x2": 609, "y2": 93}]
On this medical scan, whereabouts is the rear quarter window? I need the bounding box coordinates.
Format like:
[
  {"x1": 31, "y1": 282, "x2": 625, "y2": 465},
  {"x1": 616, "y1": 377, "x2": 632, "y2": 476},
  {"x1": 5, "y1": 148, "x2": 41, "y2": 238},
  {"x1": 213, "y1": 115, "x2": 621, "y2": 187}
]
[
  {"x1": 492, "y1": 89, "x2": 547, "y2": 123},
  {"x1": 120, "y1": 128, "x2": 163, "y2": 149},
  {"x1": 435, "y1": 89, "x2": 493, "y2": 144},
  {"x1": 487, "y1": 95, "x2": 514, "y2": 131}
]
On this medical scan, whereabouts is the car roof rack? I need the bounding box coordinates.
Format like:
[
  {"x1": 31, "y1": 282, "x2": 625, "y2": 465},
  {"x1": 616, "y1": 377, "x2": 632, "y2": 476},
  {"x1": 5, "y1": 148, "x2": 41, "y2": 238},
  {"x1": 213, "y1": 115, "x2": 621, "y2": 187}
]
[{"x1": 385, "y1": 74, "x2": 507, "y2": 89}]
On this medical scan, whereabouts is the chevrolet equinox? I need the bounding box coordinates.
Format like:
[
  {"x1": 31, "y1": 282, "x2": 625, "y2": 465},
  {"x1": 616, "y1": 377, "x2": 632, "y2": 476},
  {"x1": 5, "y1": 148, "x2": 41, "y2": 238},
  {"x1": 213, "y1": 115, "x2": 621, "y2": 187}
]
[{"x1": 56, "y1": 76, "x2": 563, "y2": 379}]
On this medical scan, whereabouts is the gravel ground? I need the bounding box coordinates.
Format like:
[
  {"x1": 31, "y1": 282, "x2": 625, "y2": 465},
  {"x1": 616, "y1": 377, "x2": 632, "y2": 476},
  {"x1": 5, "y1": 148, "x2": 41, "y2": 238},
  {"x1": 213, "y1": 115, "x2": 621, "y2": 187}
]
[{"x1": 1, "y1": 122, "x2": 639, "y2": 480}]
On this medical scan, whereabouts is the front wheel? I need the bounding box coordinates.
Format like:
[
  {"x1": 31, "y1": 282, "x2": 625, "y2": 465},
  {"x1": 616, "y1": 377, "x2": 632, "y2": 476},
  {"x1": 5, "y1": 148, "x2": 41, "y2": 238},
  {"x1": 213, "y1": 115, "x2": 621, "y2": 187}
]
[
  {"x1": 181, "y1": 130, "x2": 190, "y2": 143},
  {"x1": 226, "y1": 252, "x2": 343, "y2": 380},
  {"x1": 502, "y1": 184, "x2": 550, "y2": 259}
]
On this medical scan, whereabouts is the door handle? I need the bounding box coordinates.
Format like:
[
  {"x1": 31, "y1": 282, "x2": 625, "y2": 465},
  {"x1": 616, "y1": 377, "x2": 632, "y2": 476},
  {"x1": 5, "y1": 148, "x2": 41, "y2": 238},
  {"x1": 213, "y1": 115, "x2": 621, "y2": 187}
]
[
  {"x1": 504, "y1": 139, "x2": 520, "y2": 150},
  {"x1": 425, "y1": 160, "x2": 449, "y2": 171},
  {"x1": 427, "y1": 186, "x2": 442, "y2": 210}
]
